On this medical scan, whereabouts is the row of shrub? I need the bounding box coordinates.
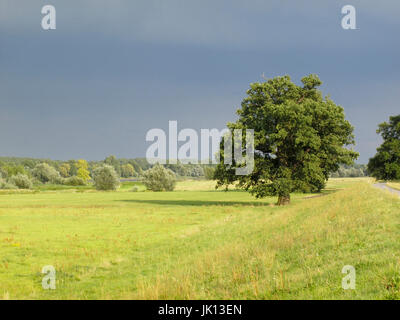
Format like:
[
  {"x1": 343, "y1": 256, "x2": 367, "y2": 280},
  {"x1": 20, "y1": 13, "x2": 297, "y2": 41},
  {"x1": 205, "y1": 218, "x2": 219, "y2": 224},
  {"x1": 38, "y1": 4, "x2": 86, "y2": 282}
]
[
  {"x1": 0, "y1": 155, "x2": 218, "y2": 181},
  {"x1": 0, "y1": 163, "x2": 121, "y2": 191},
  {"x1": 0, "y1": 173, "x2": 87, "y2": 190},
  {"x1": 0, "y1": 173, "x2": 33, "y2": 190},
  {"x1": 0, "y1": 157, "x2": 217, "y2": 192}
]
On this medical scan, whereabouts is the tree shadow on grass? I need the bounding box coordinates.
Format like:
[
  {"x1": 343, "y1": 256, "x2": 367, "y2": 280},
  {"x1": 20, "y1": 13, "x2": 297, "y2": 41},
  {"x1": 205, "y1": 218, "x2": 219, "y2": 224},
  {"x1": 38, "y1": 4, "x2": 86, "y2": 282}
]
[
  {"x1": 302, "y1": 188, "x2": 340, "y2": 199},
  {"x1": 119, "y1": 199, "x2": 271, "y2": 207},
  {"x1": 120, "y1": 188, "x2": 339, "y2": 207}
]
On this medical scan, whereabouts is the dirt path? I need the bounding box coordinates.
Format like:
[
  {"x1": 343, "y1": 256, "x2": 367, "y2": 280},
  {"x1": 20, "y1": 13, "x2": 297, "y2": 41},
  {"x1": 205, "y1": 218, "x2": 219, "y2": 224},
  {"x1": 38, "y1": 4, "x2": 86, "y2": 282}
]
[{"x1": 373, "y1": 183, "x2": 400, "y2": 197}]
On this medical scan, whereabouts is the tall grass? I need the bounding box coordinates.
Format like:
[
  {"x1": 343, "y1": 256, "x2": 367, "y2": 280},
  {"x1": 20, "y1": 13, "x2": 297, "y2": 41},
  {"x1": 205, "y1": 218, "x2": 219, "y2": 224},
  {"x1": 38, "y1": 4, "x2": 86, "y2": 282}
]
[
  {"x1": 0, "y1": 178, "x2": 399, "y2": 299},
  {"x1": 387, "y1": 182, "x2": 400, "y2": 191}
]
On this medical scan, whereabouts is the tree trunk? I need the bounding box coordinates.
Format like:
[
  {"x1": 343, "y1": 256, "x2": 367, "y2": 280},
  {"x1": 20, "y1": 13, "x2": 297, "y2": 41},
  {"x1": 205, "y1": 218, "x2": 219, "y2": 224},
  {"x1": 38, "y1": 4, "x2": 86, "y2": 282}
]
[{"x1": 277, "y1": 194, "x2": 290, "y2": 206}]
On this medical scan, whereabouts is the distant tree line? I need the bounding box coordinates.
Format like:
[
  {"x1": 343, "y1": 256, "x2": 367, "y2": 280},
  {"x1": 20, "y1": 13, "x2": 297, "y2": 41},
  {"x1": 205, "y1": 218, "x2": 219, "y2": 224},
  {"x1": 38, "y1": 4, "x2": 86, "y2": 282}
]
[
  {"x1": 0, "y1": 153, "x2": 369, "y2": 192},
  {"x1": 0, "y1": 155, "x2": 217, "y2": 191},
  {"x1": 330, "y1": 164, "x2": 368, "y2": 178}
]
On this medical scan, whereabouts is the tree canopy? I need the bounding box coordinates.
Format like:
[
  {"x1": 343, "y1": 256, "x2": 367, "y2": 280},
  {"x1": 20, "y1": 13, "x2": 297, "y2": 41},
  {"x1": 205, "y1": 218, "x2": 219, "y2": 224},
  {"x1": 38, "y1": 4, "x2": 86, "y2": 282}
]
[
  {"x1": 214, "y1": 74, "x2": 358, "y2": 205},
  {"x1": 76, "y1": 159, "x2": 91, "y2": 183},
  {"x1": 368, "y1": 115, "x2": 400, "y2": 180},
  {"x1": 142, "y1": 164, "x2": 176, "y2": 192},
  {"x1": 92, "y1": 165, "x2": 120, "y2": 191}
]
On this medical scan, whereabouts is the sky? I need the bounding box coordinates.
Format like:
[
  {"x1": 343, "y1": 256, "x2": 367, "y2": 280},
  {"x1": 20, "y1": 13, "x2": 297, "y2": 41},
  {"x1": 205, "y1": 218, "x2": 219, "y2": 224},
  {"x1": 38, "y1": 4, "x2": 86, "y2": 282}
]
[{"x1": 0, "y1": 0, "x2": 399, "y2": 163}]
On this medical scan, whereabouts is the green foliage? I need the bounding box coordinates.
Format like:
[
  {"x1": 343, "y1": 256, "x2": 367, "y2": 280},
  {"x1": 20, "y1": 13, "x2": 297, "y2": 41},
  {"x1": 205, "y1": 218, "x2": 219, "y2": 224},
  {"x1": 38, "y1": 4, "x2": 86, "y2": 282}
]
[
  {"x1": 204, "y1": 166, "x2": 216, "y2": 180},
  {"x1": 0, "y1": 157, "x2": 212, "y2": 184},
  {"x1": 0, "y1": 167, "x2": 6, "y2": 179},
  {"x1": 165, "y1": 161, "x2": 188, "y2": 176},
  {"x1": 214, "y1": 74, "x2": 358, "y2": 204},
  {"x1": 9, "y1": 174, "x2": 33, "y2": 189},
  {"x1": 59, "y1": 163, "x2": 71, "y2": 178},
  {"x1": 368, "y1": 115, "x2": 400, "y2": 181},
  {"x1": 330, "y1": 164, "x2": 368, "y2": 178},
  {"x1": 121, "y1": 163, "x2": 135, "y2": 178},
  {"x1": 1, "y1": 164, "x2": 27, "y2": 178},
  {"x1": 76, "y1": 159, "x2": 91, "y2": 182},
  {"x1": 132, "y1": 158, "x2": 152, "y2": 172},
  {"x1": 0, "y1": 156, "x2": 177, "y2": 179},
  {"x1": 165, "y1": 162, "x2": 206, "y2": 177},
  {"x1": 104, "y1": 155, "x2": 121, "y2": 176},
  {"x1": 0, "y1": 178, "x2": 17, "y2": 190},
  {"x1": 92, "y1": 165, "x2": 120, "y2": 191},
  {"x1": 142, "y1": 164, "x2": 176, "y2": 191},
  {"x1": 67, "y1": 160, "x2": 78, "y2": 176},
  {"x1": 63, "y1": 176, "x2": 87, "y2": 186},
  {"x1": 32, "y1": 163, "x2": 62, "y2": 184},
  {"x1": 188, "y1": 165, "x2": 204, "y2": 177}
]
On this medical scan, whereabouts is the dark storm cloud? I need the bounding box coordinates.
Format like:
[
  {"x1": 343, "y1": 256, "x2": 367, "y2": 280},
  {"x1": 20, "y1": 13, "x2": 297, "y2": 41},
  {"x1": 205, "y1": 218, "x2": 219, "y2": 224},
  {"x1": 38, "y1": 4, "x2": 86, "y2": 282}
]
[{"x1": 1, "y1": 0, "x2": 399, "y2": 162}]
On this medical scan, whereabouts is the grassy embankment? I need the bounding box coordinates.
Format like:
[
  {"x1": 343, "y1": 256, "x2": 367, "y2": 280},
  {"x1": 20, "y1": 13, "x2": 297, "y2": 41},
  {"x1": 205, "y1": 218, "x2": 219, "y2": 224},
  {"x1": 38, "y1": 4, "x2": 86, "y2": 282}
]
[
  {"x1": 0, "y1": 178, "x2": 399, "y2": 299},
  {"x1": 387, "y1": 182, "x2": 400, "y2": 191}
]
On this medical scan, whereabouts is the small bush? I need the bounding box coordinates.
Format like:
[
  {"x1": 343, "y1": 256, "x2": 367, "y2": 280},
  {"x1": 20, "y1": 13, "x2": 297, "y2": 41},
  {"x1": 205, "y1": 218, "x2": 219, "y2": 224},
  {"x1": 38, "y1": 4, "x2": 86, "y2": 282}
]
[
  {"x1": 64, "y1": 176, "x2": 87, "y2": 186},
  {"x1": 142, "y1": 164, "x2": 176, "y2": 191},
  {"x1": 9, "y1": 174, "x2": 33, "y2": 189},
  {"x1": 32, "y1": 163, "x2": 62, "y2": 184},
  {"x1": 92, "y1": 165, "x2": 120, "y2": 191},
  {"x1": 0, "y1": 179, "x2": 17, "y2": 190},
  {"x1": 130, "y1": 186, "x2": 139, "y2": 192}
]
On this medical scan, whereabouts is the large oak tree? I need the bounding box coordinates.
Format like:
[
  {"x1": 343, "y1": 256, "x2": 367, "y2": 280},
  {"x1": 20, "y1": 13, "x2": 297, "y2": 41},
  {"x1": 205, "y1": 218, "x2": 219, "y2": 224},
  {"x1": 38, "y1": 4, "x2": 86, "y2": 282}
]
[{"x1": 214, "y1": 75, "x2": 358, "y2": 205}]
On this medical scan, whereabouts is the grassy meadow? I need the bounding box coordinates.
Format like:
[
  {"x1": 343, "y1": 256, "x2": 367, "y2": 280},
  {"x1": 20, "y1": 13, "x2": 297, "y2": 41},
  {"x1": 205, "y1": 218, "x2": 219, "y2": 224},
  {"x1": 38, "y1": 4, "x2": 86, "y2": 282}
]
[
  {"x1": 0, "y1": 178, "x2": 399, "y2": 300},
  {"x1": 387, "y1": 182, "x2": 400, "y2": 191}
]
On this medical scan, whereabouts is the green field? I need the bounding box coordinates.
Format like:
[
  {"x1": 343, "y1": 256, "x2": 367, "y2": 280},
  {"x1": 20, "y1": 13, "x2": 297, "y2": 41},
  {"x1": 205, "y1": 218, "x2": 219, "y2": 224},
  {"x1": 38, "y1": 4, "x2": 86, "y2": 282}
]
[
  {"x1": 0, "y1": 178, "x2": 399, "y2": 300},
  {"x1": 387, "y1": 182, "x2": 400, "y2": 191}
]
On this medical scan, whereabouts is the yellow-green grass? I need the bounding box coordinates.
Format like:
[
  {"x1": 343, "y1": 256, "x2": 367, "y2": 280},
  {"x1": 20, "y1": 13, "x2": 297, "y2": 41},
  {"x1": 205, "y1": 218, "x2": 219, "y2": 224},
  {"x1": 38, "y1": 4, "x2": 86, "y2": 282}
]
[
  {"x1": 0, "y1": 178, "x2": 399, "y2": 300},
  {"x1": 387, "y1": 182, "x2": 400, "y2": 191}
]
